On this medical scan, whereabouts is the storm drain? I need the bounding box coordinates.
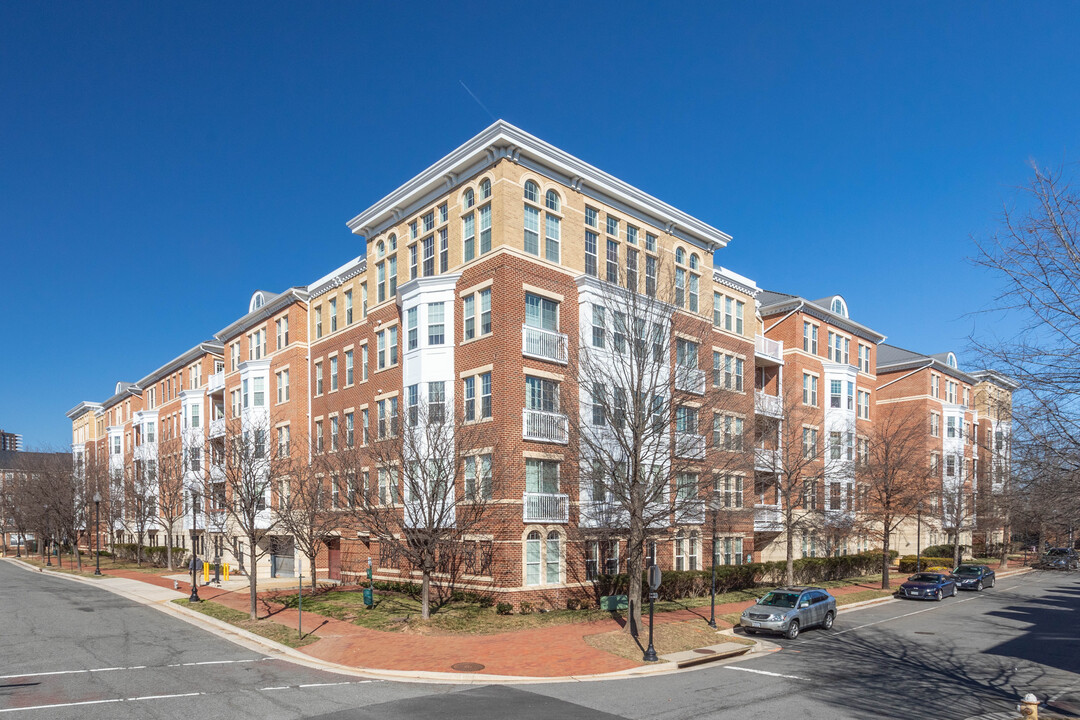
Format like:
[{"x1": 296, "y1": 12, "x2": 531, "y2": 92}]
[
  {"x1": 451, "y1": 662, "x2": 486, "y2": 672},
  {"x1": 693, "y1": 648, "x2": 716, "y2": 654}
]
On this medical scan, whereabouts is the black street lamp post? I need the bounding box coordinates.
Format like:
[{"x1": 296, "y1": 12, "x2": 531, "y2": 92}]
[
  {"x1": 189, "y1": 493, "x2": 200, "y2": 602},
  {"x1": 93, "y1": 492, "x2": 102, "y2": 575},
  {"x1": 44, "y1": 504, "x2": 51, "y2": 567},
  {"x1": 708, "y1": 508, "x2": 718, "y2": 629}
]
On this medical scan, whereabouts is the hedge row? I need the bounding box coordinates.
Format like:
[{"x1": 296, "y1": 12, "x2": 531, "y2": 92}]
[
  {"x1": 898, "y1": 556, "x2": 955, "y2": 573},
  {"x1": 595, "y1": 551, "x2": 895, "y2": 601},
  {"x1": 921, "y1": 544, "x2": 966, "y2": 558}
]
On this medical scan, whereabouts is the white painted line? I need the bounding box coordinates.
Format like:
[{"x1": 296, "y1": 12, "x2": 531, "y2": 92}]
[
  {"x1": 725, "y1": 666, "x2": 805, "y2": 680},
  {"x1": 0, "y1": 658, "x2": 266, "y2": 680},
  {"x1": 298, "y1": 682, "x2": 353, "y2": 688},
  {"x1": 261, "y1": 686, "x2": 290, "y2": 691},
  {"x1": 0, "y1": 698, "x2": 125, "y2": 713},
  {"x1": 129, "y1": 692, "x2": 202, "y2": 701}
]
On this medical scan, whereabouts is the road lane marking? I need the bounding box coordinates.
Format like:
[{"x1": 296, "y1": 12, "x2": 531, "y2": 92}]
[
  {"x1": 298, "y1": 682, "x2": 354, "y2": 688},
  {"x1": 725, "y1": 666, "x2": 806, "y2": 680},
  {"x1": 0, "y1": 658, "x2": 268, "y2": 680}
]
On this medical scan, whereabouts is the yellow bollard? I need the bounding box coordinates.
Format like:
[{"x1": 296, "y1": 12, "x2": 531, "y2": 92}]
[
  {"x1": 203, "y1": 561, "x2": 210, "y2": 583},
  {"x1": 223, "y1": 563, "x2": 229, "y2": 581}
]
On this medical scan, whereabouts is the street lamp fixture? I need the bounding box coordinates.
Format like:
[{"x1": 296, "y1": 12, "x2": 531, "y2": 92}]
[{"x1": 93, "y1": 492, "x2": 102, "y2": 576}]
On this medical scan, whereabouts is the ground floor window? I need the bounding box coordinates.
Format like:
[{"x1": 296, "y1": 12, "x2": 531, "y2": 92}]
[{"x1": 586, "y1": 539, "x2": 619, "y2": 580}]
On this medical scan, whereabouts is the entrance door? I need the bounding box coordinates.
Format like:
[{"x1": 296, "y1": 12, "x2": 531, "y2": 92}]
[{"x1": 327, "y1": 539, "x2": 341, "y2": 581}]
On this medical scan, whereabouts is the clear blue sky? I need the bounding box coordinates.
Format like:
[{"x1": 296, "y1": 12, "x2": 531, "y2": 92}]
[{"x1": 2, "y1": 2, "x2": 1077, "y2": 449}]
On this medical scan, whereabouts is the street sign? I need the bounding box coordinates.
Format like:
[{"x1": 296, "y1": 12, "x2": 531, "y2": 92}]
[{"x1": 648, "y1": 564, "x2": 662, "y2": 591}]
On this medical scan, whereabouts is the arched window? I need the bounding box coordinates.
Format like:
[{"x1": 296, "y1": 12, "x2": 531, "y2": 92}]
[
  {"x1": 947, "y1": 352, "x2": 958, "y2": 368},
  {"x1": 546, "y1": 530, "x2": 561, "y2": 583},
  {"x1": 463, "y1": 188, "x2": 475, "y2": 209},
  {"x1": 479, "y1": 179, "x2": 492, "y2": 200},
  {"x1": 689, "y1": 531, "x2": 699, "y2": 570},
  {"x1": 689, "y1": 253, "x2": 699, "y2": 270},
  {"x1": 675, "y1": 247, "x2": 686, "y2": 265},
  {"x1": 376, "y1": 240, "x2": 385, "y2": 259},
  {"x1": 831, "y1": 297, "x2": 848, "y2": 317},
  {"x1": 524, "y1": 180, "x2": 539, "y2": 203},
  {"x1": 675, "y1": 530, "x2": 686, "y2": 570},
  {"x1": 388, "y1": 233, "x2": 397, "y2": 251},
  {"x1": 525, "y1": 530, "x2": 541, "y2": 585},
  {"x1": 545, "y1": 189, "x2": 560, "y2": 212}
]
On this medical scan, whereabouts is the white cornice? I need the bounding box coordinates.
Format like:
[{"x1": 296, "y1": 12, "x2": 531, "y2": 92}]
[
  {"x1": 346, "y1": 120, "x2": 733, "y2": 253},
  {"x1": 713, "y1": 266, "x2": 759, "y2": 297}
]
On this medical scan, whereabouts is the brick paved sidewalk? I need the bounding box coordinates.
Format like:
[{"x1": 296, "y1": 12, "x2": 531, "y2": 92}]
[{"x1": 92, "y1": 567, "x2": 1024, "y2": 678}]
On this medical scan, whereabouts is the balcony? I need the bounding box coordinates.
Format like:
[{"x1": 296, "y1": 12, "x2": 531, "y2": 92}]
[
  {"x1": 755, "y1": 390, "x2": 783, "y2": 418},
  {"x1": 523, "y1": 492, "x2": 569, "y2": 523},
  {"x1": 207, "y1": 371, "x2": 225, "y2": 393},
  {"x1": 523, "y1": 408, "x2": 569, "y2": 444},
  {"x1": 675, "y1": 432, "x2": 706, "y2": 459},
  {"x1": 522, "y1": 325, "x2": 568, "y2": 364},
  {"x1": 754, "y1": 505, "x2": 784, "y2": 532},
  {"x1": 755, "y1": 335, "x2": 784, "y2": 366},
  {"x1": 755, "y1": 448, "x2": 781, "y2": 472},
  {"x1": 675, "y1": 367, "x2": 706, "y2": 395},
  {"x1": 209, "y1": 417, "x2": 226, "y2": 438}
]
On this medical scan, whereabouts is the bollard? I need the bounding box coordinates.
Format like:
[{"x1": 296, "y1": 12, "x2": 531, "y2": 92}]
[
  {"x1": 1018, "y1": 693, "x2": 1039, "y2": 719},
  {"x1": 203, "y1": 561, "x2": 210, "y2": 584},
  {"x1": 223, "y1": 563, "x2": 230, "y2": 582}
]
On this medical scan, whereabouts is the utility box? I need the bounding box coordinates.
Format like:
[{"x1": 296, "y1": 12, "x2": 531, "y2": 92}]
[{"x1": 600, "y1": 594, "x2": 629, "y2": 611}]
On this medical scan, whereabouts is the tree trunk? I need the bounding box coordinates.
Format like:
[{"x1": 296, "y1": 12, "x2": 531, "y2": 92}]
[
  {"x1": 785, "y1": 523, "x2": 795, "y2": 586},
  {"x1": 998, "y1": 516, "x2": 1010, "y2": 569},
  {"x1": 310, "y1": 553, "x2": 318, "y2": 593},
  {"x1": 626, "y1": 524, "x2": 644, "y2": 637},
  {"x1": 248, "y1": 541, "x2": 258, "y2": 620},
  {"x1": 75, "y1": 537, "x2": 82, "y2": 570},
  {"x1": 421, "y1": 569, "x2": 431, "y2": 620},
  {"x1": 881, "y1": 529, "x2": 891, "y2": 590},
  {"x1": 953, "y1": 532, "x2": 962, "y2": 569},
  {"x1": 166, "y1": 532, "x2": 174, "y2": 571}
]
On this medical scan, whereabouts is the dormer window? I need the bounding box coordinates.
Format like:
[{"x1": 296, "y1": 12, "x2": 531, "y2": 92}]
[
  {"x1": 946, "y1": 352, "x2": 958, "y2": 369},
  {"x1": 250, "y1": 292, "x2": 264, "y2": 311},
  {"x1": 830, "y1": 296, "x2": 848, "y2": 317}
]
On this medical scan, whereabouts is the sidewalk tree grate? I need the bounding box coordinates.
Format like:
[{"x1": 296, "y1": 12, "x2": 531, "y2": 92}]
[{"x1": 451, "y1": 662, "x2": 485, "y2": 672}]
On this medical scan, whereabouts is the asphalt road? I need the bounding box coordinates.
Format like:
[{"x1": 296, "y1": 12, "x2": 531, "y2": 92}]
[{"x1": 2, "y1": 560, "x2": 1078, "y2": 719}]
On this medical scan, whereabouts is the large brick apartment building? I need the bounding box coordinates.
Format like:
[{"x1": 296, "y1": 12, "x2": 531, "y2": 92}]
[{"x1": 67, "y1": 121, "x2": 1016, "y2": 601}]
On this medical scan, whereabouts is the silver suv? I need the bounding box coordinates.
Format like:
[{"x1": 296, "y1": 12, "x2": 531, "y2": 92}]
[{"x1": 740, "y1": 586, "x2": 837, "y2": 640}]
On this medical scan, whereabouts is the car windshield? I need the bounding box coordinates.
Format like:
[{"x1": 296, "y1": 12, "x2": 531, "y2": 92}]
[
  {"x1": 953, "y1": 566, "x2": 981, "y2": 576},
  {"x1": 759, "y1": 592, "x2": 800, "y2": 608},
  {"x1": 909, "y1": 574, "x2": 941, "y2": 583}
]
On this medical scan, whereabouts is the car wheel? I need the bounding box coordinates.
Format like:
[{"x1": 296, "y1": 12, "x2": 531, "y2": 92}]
[
  {"x1": 976, "y1": 580, "x2": 983, "y2": 592},
  {"x1": 745, "y1": 628, "x2": 757, "y2": 635},
  {"x1": 989, "y1": 577, "x2": 996, "y2": 588},
  {"x1": 822, "y1": 611, "x2": 835, "y2": 630},
  {"x1": 952, "y1": 585, "x2": 958, "y2": 597},
  {"x1": 935, "y1": 589, "x2": 943, "y2": 601},
  {"x1": 785, "y1": 620, "x2": 800, "y2": 640}
]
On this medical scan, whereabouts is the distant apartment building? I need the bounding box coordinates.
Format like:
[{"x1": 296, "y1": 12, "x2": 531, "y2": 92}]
[
  {"x1": 0, "y1": 431, "x2": 22, "y2": 452},
  {"x1": 68, "y1": 121, "x2": 1014, "y2": 598}
]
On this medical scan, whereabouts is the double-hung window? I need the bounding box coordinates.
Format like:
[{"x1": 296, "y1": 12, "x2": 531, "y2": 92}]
[
  {"x1": 428, "y1": 302, "x2": 445, "y2": 345},
  {"x1": 585, "y1": 231, "x2": 598, "y2": 276},
  {"x1": 606, "y1": 240, "x2": 619, "y2": 283},
  {"x1": 407, "y1": 308, "x2": 418, "y2": 350},
  {"x1": 330, "y1": 356, "x2": 338, "y2": 392},
  {"x1": 422, "y1": 235, "x2": 435, "y2": 276},
  {"x1": 803, "y1": 373, "x2": 818, "y2": 406},
  {"x1": 463, "y1": 212, "x2": 476, "y2": 262},
  {"x1": 525, "y1": 293, "x2": 558, "y2": 332},
  {"x1": 345, "y1": 350, "x2": 354, "y2": 386},
  {"x1": 463, "y1": 295, "x2": 475, "y2": 341}
]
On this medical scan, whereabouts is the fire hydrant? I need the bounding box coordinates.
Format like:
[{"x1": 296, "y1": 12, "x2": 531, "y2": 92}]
[{"x1": 1018, "y1": 693, "x2": 1039, "y2": 719}]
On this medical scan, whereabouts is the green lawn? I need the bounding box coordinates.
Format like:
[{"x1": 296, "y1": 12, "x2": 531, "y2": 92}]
[{"x1": 173, "y1": 599, "x2": 317, "y2": 649}]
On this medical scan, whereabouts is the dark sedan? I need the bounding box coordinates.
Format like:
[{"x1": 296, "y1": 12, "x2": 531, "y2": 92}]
[
  {"x1": 951, "y1": 564, "x2": 996, "y2": 591},
  {"x1": 898, "y1": 572, "x2": 957, "y2": 601}
]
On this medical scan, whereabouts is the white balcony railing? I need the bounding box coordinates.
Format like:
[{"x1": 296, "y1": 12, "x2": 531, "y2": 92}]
[
  {"x1": 754, "y1": 505, "x2": 784, "y2": 532},
  {"x1": 675, "y1": 367, "x2": 706, "y2": 395},
  {"x1": 523, "y1": 492, "x2": 569, "y2": 523},
  {"x1": 522, "y1": 325, "x2": 568, "y2": 364},
  {"x1": 755, "y1": 335, "x2": 784, "y2": 365},
  {"x1": 209, "y1": 417, "x2": 226, "y2": 438},
  {"x1": 755, "y1": 448, "x2": 781, "y2": 472},
  {"x1": 675, "y1": 432, "x2": 706, "y2": 459},
  {"x1": 755, "y1": 390, "x2": 783, "y2": 417},
  {"x1": 207, "y1": 371, "x2": 225, "y2": 393},
  {"x1": 523, "y1": 408, "x2": 569, "y2": 444}
]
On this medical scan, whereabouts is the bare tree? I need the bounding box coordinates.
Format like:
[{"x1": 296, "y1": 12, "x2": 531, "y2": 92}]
[
  {"x1": 854, "y1": 404, "x2": 932, "y2": 588},
  {"x1": 754, "y1": 383, "x2": 835, "y2": 586},
  {"x1": 571, "y1": 260, "x2": 752, "y2": 637},
  {"x1": 154, "y1": 437, "x2": 187, "y2": 570},
  {"x1": 24, "y1": 452, "x2": 84, "y2": 570},
  {"x1": 331, "y1": 397, "x2": 500, "y2": 620},
  {"x1": 276, "y1": 431, "x2": 342, "y2": 592},
  {"x1": 210, "y1": 418, "x2": 287, "y2": 619}
]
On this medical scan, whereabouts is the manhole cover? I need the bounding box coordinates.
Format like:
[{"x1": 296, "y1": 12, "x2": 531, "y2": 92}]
[
  {"x1": 693, "y1": 648, "x2": 716, "y2": 655},
  {"x1": 451, "y1": 662, "x2": 485, "y2": 672}
]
